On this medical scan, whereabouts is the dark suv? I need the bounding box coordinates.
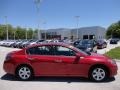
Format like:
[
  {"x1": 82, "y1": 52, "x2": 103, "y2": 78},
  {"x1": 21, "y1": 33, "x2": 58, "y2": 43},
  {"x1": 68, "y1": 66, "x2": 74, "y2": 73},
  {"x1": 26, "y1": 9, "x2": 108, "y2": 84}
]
[
  {"x1": 110, "y1": 38, "x2": 119, "y2": 44},
  {"x1": 74, "y1": 40, "x2": 97, "y2": 53}
]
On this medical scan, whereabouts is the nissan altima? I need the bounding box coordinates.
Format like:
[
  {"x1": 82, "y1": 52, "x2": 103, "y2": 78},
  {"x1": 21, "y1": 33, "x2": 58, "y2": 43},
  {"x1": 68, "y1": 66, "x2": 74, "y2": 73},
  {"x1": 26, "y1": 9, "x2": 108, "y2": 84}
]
[{"x1": 3, "y1": 43, "x2": 118, "y2": 82}]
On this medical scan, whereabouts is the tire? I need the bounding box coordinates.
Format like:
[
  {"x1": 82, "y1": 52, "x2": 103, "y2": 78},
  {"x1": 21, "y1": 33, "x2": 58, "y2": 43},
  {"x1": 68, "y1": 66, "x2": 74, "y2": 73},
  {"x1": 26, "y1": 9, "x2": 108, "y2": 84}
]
[
  {"x1": 102, "y1": 45, "x2": 104, "y2": 49},
  {"x1": 89, "y1": 66, "x2": 108, "y2": 82},
  {"x1": 16, "y1": 65, "x2": 33, "y2": 81}
]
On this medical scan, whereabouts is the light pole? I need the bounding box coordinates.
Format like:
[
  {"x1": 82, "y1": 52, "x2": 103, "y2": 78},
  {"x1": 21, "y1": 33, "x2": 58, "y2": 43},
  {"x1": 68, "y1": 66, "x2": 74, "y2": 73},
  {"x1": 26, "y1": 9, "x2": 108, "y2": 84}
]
[
  {"x1": 111, "y1": 29, "x2": 113, "y2": 38},
  {"x1": 75, "y1": 16, "x2": 80, "y2": 40},
  {"x1": 43, "y1": 21, "x2": 47, "y2": 40},
  {"x1": 14, "y1": 30, "x2": 15, "y2": 40},
  {"x1": 32, "y1": 30, "x2": 35, "y2": 39},
  {"x1": 26, "y1": 29, "x2": 28, "y2": 40},
  {"x1": 4, "y1": 16, "x2": 9, "y2": 40},
  {"x1": 34, "y1": 0, "x2": 43, "y2": 40}
]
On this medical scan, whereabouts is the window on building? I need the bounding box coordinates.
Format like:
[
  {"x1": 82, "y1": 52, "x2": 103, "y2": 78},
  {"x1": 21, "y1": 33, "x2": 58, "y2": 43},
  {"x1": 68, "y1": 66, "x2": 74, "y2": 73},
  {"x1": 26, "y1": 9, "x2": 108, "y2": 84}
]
[{"x1": 83, "y1": 35, "x2": 88, "y2": 39}]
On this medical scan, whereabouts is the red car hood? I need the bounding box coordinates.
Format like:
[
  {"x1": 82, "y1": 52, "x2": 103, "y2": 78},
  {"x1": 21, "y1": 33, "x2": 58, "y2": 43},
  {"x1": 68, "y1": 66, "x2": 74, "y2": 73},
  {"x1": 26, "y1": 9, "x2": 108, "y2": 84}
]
[{"x1": 86, "y1": 53, "x2": 110, "y2": 61}]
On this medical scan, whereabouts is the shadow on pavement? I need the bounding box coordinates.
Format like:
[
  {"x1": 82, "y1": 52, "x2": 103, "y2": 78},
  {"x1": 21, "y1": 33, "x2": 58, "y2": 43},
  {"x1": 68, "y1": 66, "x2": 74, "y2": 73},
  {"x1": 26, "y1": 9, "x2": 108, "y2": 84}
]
[{"x1": 1, "y1": 74, "x2": 115, "y2": 83}]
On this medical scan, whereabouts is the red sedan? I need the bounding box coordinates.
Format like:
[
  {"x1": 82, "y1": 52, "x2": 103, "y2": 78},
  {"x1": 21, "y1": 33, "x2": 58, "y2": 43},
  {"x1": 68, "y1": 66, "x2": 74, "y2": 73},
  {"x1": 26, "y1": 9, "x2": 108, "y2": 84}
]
[{"x1": 3, "y1": 43, "x2": 118, "y2": 82}]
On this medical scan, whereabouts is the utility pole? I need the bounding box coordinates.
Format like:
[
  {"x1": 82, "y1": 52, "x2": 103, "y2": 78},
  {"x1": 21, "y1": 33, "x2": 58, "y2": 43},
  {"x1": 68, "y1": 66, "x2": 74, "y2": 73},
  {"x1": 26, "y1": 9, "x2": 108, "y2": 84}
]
[
  {"x1": 4, "y1": 16, "x2": 8, "y2": 40},
  {"x1": 75, "y1": 16, "x2": 80, "y2": 40},
  {"x1": 34, "y1": 0, "x2": 43, "y2": 40}
]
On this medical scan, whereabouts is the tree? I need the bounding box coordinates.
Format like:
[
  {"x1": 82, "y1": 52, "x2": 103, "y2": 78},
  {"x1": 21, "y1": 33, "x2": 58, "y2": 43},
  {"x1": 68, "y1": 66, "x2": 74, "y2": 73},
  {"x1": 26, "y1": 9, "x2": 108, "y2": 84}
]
[
  {"x1": 7, "y1": 24, "x2": 14, "y2": 39},
  {"x1": 0, "y1": 24, "x2": 6, "y2": 39},
  {"x1": 0, "y1": 24, "x2": 36, "y2": 40},
  {"x1": 106, "y1": 21, "x2": 120, "y2": 39},
  {"x1": 27, "y1": 28, "x2": 33, "y2": 39},
  {"x1": 15, "y1": 26, "x2": 26, "y2": 39}
]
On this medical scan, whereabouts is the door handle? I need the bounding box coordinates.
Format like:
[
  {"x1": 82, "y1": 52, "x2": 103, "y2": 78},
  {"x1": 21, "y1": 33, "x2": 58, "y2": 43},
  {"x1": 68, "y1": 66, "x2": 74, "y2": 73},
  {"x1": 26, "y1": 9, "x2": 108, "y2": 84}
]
[
  {"x1": 54, "y1": 60, "x2": 62, "y2": 63},
  {"x1": 80, "y1": 57, "x2": 84, "y2": 59},
  {"x1": 27, "y1": 57, "x2": 35, "y2": 60}
]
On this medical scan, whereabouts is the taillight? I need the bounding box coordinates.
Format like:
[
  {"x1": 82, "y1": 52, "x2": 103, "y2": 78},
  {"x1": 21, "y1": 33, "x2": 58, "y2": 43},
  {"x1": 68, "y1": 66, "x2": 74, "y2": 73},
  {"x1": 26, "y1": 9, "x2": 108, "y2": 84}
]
[{"x1": 5, "y1": 53, "x2": 12, "y2": 61}]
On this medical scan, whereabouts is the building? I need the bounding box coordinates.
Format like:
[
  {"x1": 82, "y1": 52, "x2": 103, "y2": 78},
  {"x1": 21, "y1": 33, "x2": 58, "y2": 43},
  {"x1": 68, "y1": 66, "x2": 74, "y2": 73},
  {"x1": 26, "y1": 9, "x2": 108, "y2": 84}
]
[
  {"x1": 40, "y1": 26, "x2": 106, "y2": 40},
  {"x1": 71, "y1": 26, "x2": 106, "y2": 40}
]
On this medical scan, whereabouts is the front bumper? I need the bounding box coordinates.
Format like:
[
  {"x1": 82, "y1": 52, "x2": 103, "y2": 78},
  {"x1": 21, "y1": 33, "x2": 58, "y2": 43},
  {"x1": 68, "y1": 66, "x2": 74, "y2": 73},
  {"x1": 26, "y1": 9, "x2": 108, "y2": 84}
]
[{"x1": 110, "y1": 64, "x2": 118, "y2": 77}]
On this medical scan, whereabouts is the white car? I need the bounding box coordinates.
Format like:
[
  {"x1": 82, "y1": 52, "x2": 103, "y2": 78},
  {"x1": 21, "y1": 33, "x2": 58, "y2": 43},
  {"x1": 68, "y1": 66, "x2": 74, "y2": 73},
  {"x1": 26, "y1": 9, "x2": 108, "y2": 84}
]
[
  {"x1": 0, "y1": 40, "x2": 5, "y2": 46},
  {"x1": 5, "y1": 40, "x2": 15, "y2": 47}
]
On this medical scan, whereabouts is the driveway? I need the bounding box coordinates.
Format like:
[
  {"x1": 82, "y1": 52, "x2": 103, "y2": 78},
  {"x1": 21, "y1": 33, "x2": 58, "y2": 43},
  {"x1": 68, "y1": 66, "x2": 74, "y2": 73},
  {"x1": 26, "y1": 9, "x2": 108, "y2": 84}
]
[{"x1": 97, "y1": 42, "x2": 120, "y2": 54}]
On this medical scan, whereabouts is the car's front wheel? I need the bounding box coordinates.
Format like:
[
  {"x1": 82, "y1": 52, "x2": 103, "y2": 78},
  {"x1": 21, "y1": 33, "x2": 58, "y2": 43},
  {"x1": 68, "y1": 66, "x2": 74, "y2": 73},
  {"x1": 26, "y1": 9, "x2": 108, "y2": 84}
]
[
  {"x1": 89, "y1": 67, "x2": 108, "y2": 82},
  {"x1": 16, "y1": 65, "x2": 33, "y2": 81}
]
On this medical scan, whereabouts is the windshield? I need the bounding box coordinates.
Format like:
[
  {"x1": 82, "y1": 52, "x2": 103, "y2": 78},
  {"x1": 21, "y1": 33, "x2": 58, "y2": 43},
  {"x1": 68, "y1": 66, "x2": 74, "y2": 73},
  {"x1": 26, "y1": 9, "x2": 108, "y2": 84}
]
[
  {"x1": 97, "y1": 40, "x2": 104, "y2": 43},
  {"x1": 79, "y1": 40, "x2": 93, "y2": 45},
  {"x1": 73, "y1": 45, "x2": 90, "y2": 55}
]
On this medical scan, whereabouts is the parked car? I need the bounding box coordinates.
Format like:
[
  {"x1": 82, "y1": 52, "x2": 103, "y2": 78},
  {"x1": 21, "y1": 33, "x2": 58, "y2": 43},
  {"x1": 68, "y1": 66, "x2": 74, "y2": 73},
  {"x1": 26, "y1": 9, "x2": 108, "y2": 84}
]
[
  {"x1": 19, "y1": 40, "x2": 30, "y2": 48},
  {"x1": 0, "y1": 40, "x2": 6, "y2": 46},
  {"x1": 28, "y1": 39, "x2": 45, "y2": 45},
  {"x1": 110, "y1": 38, "x2": 119, "y2": 44},
  {"x1": 63, "y1": 39, "x2": 73, "y2": 45},
  {"x1": 44, "y1": 39, "x2": 64, "y2": 43},
  {"x1": 3, "y1": 43, "x2": 118, "y2": 82},
  {"x1": 74, "y1": 40, "x2": 97, "y2": 53},
  {"x1": 11, "y1": 40, "x2": 21, "y2": 48},
  {"x1": 97, "y1": 39, "x2": 107, "y2": 49},
  {"x1": 15, "y1": 40, "x2": 24, "y2": 48},
  {"x1": 0, "y1": 40, "x2": 15, "y2": 47},
  {"x1": 73, "y1": 40, "x2": 81, "y2": 47}
]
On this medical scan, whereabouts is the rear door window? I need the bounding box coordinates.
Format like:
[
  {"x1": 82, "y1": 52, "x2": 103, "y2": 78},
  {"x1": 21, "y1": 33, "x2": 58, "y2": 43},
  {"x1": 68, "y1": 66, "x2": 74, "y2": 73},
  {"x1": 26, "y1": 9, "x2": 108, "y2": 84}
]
[{"x1": 26, "y1": 45, "x2": 54, "y2": 55}]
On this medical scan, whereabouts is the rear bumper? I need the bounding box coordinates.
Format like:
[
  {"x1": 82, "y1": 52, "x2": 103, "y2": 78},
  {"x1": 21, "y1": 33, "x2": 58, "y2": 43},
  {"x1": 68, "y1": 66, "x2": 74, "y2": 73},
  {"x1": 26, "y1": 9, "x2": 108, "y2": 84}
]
[
  {"x1": 97, "y1": 45, "x2": 103, "y2": 49},
  {"x1": 3, "y1": 61, "x2": 15, "y2": 75}
]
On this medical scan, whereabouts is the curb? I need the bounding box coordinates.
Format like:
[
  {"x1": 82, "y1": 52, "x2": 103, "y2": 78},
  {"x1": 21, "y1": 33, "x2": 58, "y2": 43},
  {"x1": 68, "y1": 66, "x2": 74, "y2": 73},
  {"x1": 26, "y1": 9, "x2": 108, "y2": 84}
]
[{"x1": 114, "y1": 59, "x2": 120, "y2": 62}]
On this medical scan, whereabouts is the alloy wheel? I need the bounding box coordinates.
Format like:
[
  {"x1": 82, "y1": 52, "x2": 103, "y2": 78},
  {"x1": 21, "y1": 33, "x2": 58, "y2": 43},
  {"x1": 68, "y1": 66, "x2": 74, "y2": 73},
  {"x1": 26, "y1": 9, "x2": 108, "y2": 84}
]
[
  {"x1": 92, "y1": 68, "x2": 106, "y2": 81},
  {"x1": 18, "y1": 66, "x2": 32, "y2": 80}
]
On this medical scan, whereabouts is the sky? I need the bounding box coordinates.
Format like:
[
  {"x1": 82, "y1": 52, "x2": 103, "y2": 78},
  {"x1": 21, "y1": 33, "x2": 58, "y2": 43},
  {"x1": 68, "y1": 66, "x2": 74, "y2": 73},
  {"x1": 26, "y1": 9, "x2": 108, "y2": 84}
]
[{"x1": 0, "y1": 0, "x2": 120, "y2": 29}]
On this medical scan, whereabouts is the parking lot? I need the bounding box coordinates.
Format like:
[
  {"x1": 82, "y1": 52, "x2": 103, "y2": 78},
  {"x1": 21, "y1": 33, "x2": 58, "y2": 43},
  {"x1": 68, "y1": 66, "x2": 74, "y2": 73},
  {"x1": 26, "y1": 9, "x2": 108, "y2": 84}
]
[{"x1": 0, "y1": 43, "x2": 120, "y2": 90}]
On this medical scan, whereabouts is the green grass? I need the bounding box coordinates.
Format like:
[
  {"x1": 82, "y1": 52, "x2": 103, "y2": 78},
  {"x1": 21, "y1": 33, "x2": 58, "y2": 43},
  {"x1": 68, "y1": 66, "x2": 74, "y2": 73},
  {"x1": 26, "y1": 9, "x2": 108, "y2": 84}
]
[{"x1": 105, "y1": 47, "x2": 120, "y2": 60}]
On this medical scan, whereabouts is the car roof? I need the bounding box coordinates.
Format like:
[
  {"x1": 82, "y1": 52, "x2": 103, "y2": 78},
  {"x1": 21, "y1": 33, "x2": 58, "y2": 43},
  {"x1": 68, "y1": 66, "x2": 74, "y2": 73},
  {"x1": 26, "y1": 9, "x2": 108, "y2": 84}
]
[{"x1": 26, "y1": 43, "x2": 71, "y2": 49}]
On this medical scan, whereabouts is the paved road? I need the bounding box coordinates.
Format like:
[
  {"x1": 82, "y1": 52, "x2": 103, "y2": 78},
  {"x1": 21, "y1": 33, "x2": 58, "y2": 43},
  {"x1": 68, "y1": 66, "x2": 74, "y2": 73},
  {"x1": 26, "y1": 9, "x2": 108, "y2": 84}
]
[{"x1": 0, "y1": 46, "x2": 120, "y2": 90}]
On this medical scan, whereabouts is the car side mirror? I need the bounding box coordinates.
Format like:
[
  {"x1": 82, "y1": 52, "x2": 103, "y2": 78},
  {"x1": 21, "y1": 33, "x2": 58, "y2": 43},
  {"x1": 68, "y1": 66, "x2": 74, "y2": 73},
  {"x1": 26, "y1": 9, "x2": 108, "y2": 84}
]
[
  {"x1": 76, "y1": 53, "x2": 81, "y2": 57},
  {"x1": 76, "y1": 53, "x2": 84, "y2": 59}
]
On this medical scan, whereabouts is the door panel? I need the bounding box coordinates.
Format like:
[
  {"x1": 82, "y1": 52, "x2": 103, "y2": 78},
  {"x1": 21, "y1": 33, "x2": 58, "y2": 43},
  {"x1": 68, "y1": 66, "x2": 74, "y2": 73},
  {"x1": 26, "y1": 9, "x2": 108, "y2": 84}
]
[
  {"x1": 53, "y1": 45, "x2": 86, "y2": 76},
  {"x1": 59, "y1": 56, "x2": 87, "y2": 76},
  {"x1": 27, "y1": 55, "x2": 67, "y2": 76}
]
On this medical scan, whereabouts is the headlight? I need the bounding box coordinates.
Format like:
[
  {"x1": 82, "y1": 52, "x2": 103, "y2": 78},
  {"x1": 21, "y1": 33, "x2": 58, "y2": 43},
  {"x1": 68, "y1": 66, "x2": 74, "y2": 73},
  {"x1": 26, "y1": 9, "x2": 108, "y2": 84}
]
[
  {"x1": 86, "y1": 48, "x2": 92, "y2": 51},
  {"x1": 109, "y1": 59, "x2": 116, "y2": 65},
  {"x1": 5, "y1": 53, "x2": 12, "y2": 61}
]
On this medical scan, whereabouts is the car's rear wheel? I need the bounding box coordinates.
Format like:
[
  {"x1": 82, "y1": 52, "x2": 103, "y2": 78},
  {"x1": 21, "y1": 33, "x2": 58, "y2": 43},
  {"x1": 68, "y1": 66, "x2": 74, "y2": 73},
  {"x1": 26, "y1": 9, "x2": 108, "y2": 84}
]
[
  {"x1": 89, "y1": 67, "x2": 108, "y2": 82},
  {"x1": 16, "y1": 65, "x2": 33, "y2": 80}
]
